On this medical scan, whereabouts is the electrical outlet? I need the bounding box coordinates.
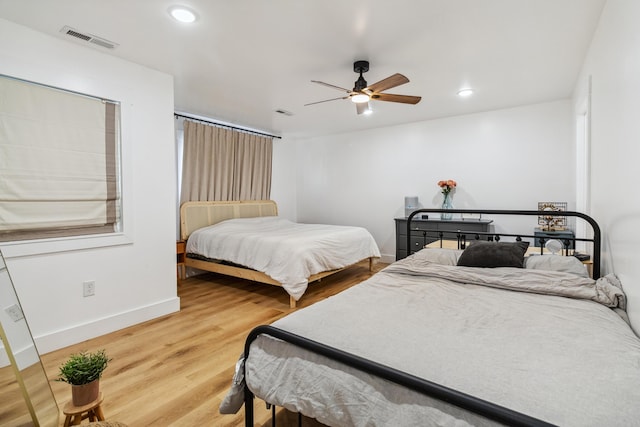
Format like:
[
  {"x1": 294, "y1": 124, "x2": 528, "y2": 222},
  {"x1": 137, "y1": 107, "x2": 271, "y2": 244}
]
[
  {"x1": 83, "y1": 280, "x2": 96, "y2": 297},
  {"x1": 5, "y1": 304, "x2": 24, "y2": 322}
]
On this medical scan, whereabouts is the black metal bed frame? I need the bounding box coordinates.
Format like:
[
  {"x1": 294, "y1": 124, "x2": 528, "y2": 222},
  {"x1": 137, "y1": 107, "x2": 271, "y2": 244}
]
[
  {"x1": 241, "y1": 209, "x2": 602, "y2": 426},
  {"x1": 407, "y1": 209, "x2": 601, "y2": 279},
  {"x1": 243, "y1": 326, "x2": 555, "y2": 427}
]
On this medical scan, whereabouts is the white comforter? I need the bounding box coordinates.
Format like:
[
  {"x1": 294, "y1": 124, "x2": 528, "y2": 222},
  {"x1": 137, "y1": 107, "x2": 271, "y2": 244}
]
[
  {"x1": 186, "y1": 216, "x2": 380, "y2": 300},
  {"x1": 221, "y1": 253, "x2": 640, "y2": 426}
]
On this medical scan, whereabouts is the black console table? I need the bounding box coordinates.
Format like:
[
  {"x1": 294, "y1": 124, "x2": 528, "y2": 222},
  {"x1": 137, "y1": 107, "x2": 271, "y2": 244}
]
[
  {"x1": 395, "y1": 217, "x2": 494, "y2": 260},
  {"x1": 533, "y1": 228, "x2": 575, "y2": 249}
]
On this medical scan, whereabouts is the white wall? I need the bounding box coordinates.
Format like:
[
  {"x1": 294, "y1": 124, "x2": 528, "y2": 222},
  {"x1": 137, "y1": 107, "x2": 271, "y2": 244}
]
[
  {"x1": 0, "y1": 19, "x2": 179, "y2": 353},
  {"x1": 294, "y1": 100, "x2": 575, "y2": 261},
  {"x1": 574, "y1": 0, "x2": 640, "y2": 333},
  {"x1": 270, "y1": 137, "x2": 298, "y2": 220}
]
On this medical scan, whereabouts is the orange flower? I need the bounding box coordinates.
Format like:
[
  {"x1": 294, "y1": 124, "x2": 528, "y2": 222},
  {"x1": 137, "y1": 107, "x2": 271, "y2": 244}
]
[{"x1": 437, "y1": 179, "x2": 457, "y2": 194}]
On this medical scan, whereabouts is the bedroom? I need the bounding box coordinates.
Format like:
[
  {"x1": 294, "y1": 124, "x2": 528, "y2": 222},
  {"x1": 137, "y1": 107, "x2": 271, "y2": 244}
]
[{"x1": 0, "y1": 0, "x2": 639, "y2": 425}]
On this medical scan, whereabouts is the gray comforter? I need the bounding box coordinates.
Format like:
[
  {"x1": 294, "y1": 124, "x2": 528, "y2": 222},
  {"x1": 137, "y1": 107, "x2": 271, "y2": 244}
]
[{"x1": 221, "y1": 256, "x2": 640, "y2": 426}]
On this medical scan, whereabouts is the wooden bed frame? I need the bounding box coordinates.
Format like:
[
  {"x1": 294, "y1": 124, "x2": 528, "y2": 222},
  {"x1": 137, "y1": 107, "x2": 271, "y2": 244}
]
[{"x1": 180, "y1": 200, "x2": 374, "y2": 308}]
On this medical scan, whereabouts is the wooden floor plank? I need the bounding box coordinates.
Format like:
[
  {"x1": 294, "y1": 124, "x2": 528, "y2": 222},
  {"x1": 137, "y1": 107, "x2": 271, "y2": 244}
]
[{"x1": 32, "y1": 259, "x2": 386, "y2": 426}]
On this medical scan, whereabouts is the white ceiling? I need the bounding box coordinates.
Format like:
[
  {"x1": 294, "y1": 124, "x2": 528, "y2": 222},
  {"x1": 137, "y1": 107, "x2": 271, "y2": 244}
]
[{"x1": 0, "y1": 0, "x2": 606, "y2": 139}]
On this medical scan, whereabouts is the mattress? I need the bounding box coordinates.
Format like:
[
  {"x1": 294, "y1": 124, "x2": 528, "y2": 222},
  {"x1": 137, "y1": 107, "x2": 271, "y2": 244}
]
[
  {"x1": 221, "y1": 249, "x2": 640, "y2": 426},
  {"x1": 186, "y1": 216, "x2": 381, "y2": 300}
]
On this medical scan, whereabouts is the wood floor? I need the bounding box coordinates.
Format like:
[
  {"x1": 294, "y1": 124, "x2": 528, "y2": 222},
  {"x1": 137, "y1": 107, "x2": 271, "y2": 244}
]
[{"x1": 36, "y1": 260, "x2": 386, "y2": 426}]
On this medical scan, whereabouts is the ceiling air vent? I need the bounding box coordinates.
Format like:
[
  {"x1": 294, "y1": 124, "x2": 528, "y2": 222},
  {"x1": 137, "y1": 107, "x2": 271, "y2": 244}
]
[{"x1": 60, "y1": 26, "x2": 119, "y2": 49}]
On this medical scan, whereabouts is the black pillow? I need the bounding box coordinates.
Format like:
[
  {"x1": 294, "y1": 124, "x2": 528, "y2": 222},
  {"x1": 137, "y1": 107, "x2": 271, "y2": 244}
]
[{"x1": 456, "y1": 241, "x2": 530, "y2": 268}]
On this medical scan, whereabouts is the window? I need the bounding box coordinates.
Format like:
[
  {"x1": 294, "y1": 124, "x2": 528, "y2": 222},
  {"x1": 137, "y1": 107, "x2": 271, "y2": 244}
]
[{"x1": 0, "y1": 75, "x2": 121, "y2": 242}]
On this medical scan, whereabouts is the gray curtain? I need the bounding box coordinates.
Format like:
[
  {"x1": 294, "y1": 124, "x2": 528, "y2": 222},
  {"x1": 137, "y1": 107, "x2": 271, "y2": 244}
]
[{"x1": 180, "y1": 120, "x2": 272, "y2": 204}]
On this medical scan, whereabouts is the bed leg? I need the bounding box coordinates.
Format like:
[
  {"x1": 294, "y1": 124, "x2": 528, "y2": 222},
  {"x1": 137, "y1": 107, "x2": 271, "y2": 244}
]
[
  {"x1": 244, "y1": 388, "x2": 254, "y2": 427},
  {"x1": 289, "y1": 295, "x2": 297, "y2": 309},
  {"x1": 369, "y1": 257, "x2": 374, "y2": 272},
  {"x1": 272, "y1": 404, "x2": 276, "y2": 427}
]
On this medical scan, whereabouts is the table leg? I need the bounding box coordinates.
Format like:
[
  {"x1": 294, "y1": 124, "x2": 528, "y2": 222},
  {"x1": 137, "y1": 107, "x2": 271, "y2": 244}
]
[{"x1": 94, "y1": 404, "x2": 106, "y2": 420}]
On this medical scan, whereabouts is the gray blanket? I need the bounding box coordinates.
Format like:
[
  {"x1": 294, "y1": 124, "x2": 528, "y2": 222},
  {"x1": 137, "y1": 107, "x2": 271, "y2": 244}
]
[
  {"x1": 221, "y1": 258, "x2": 640, "y2": 426},
  {"x1": 385, "y1": 259, "x2": 626, "y2": 310}
]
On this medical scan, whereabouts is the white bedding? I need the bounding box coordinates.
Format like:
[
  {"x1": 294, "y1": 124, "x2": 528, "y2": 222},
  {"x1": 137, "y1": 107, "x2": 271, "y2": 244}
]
[
  {"x1": 186, "y1": 216, "x2": 380, "y2": 300},
  {"x1": 221, "y1": 250, "x2": 640, "y2": 426}
]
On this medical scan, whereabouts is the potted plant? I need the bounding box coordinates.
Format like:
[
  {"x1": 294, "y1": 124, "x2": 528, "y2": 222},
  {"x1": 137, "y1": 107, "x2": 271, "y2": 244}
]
[{"x1": 57, "y1": 349, "x2": 110, "y2": 406}]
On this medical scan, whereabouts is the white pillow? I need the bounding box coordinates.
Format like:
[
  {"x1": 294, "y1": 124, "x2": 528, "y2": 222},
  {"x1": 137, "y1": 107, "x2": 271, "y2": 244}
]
[
  {"x1": 412, "y1": 248, "x2": 463, "y2": 266},
  {"x1": 525, "y1": 255, "x2": 589, "y2": 278}
]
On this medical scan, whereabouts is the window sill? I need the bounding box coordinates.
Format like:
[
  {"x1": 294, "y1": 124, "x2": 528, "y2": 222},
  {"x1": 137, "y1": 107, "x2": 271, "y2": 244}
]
[{"x1": 0, "y1": 232, "x2": 133, "y2": 258}]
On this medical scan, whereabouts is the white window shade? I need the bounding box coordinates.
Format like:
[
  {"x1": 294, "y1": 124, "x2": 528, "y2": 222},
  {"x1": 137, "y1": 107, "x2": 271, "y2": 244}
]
[{"x1": 0, "y1": 75, "x2": 120, "y2": 241}]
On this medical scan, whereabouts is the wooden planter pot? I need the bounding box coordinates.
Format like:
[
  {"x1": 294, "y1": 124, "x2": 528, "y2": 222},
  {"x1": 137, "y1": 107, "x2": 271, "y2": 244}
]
[{"x1": 71, "y1": 379, "x2": 100, "y2": 406}]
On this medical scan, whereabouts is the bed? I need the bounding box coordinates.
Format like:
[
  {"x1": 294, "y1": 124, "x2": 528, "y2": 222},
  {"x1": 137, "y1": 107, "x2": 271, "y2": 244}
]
[
  {"x1": 180, "y1": 200, "x2": 381, "y2": 308},
  {"x1": 220, "y1": 209, "x2": 640, "y2": 426}
]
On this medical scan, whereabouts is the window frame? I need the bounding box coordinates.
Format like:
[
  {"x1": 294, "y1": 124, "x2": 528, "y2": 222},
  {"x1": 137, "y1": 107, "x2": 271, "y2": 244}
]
[{"x1": 0, "y1": 75, "x2": 131, "y2": 256}]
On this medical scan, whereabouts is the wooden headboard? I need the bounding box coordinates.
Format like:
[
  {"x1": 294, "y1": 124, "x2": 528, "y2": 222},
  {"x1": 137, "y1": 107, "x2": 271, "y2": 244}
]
[{"x1": 180, "y1": 200, "x2": 278, "y2": 241}]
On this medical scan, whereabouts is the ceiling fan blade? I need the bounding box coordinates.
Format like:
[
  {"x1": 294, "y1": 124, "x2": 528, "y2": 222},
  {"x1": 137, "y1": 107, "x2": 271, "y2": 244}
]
[
  {"x1": 304, "y1": 96, "x2": 349, "y2": 106},
  {"x1": 356, "y1": 102, "x2": 370, "y2": 115},
  {"x1": 372, "y1": 93, "x2": 421, "y2": 104},
  {"x1": 365, "y1": 73, "x2": 409, "y2": 94},
  {"x1": 311, "y1": 80, "x2": 352, "y2": 93}
]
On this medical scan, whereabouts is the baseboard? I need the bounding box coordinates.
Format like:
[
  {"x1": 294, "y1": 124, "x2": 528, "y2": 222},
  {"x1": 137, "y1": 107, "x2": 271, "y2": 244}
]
[
  {"x1": 0, "y1": 350, "x2": 7, "y2": 368},
  {"x1": 0, "y1": 343, "x2": 40, "y2": 369},
  {"x1": 34, "y1": 297, "x2": 180, "y2": 355}
]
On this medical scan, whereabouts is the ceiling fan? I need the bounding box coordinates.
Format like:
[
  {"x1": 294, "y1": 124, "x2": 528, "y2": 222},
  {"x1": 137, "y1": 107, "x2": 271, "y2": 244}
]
[{"x1": 305, "y1": 60, "x2": 421, "y2": 115}]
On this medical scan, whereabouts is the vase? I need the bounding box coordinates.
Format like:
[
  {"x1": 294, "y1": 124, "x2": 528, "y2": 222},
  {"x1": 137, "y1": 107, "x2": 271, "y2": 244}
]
[
  {"x1": 441, "y1": 192, "x2": 453, "y2": 220},
  {"x1": 71, "y1": 379, "x2": 100, "y2": 406}
]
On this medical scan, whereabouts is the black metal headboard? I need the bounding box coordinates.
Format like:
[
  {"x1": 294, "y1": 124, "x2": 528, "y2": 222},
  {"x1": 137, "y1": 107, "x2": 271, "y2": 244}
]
[{"x1": 406, "y1": 209, "x2": 601, "y2": 279}]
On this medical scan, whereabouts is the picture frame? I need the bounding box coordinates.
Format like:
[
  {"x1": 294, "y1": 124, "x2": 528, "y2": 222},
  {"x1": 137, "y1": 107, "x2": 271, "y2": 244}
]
[{"x1": 537, "y1": 202, "x2": 567, "y2": 230}]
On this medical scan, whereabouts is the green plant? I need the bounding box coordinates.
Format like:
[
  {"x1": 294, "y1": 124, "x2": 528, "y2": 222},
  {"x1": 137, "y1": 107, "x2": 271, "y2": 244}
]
[{"x1": 57, "y1": 349, "x2": 111, "y2": 385}]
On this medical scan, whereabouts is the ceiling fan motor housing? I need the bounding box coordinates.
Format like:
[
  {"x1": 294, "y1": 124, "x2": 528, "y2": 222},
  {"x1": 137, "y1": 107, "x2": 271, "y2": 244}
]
[
  {"x1": 353, "y1": 60, "x2": 369, "y2": 91},
  {"x1": 353, "y1": 60, "x2": 369, "y2": 73}
]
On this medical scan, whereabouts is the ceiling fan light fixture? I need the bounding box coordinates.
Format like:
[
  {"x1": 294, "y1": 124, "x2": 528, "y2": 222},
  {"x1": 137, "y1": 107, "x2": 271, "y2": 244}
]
[
  {"x1": 168, "y1": 6, "x2": 198, "y2": 23},
  {"x1": 362, "y1": 104, "x2": 373, "y2": 115},
  {"x1": 351, "y1": 93, "x2": 370, "y2": 104},
  {"x1": 307, "y1": 61, "x2": 420, "y2": 113},
  {"x1": 457, "y1": 88, "x2": 474, "y2": 97}
]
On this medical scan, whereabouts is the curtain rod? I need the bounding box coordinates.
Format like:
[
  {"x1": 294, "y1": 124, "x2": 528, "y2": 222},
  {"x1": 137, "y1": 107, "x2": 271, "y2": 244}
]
[{"x1": 174, "y1": 113, "x2": 281, "y2": 139}]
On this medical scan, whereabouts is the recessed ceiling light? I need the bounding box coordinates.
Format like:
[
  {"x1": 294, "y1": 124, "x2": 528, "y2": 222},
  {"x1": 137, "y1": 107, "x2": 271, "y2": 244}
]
[
  {"x1": 457, "y1": 88, "x2": 474, "y2": 97},
  {"x1": 168, "y1": 6, "x2": 198, "y2": 23}
]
